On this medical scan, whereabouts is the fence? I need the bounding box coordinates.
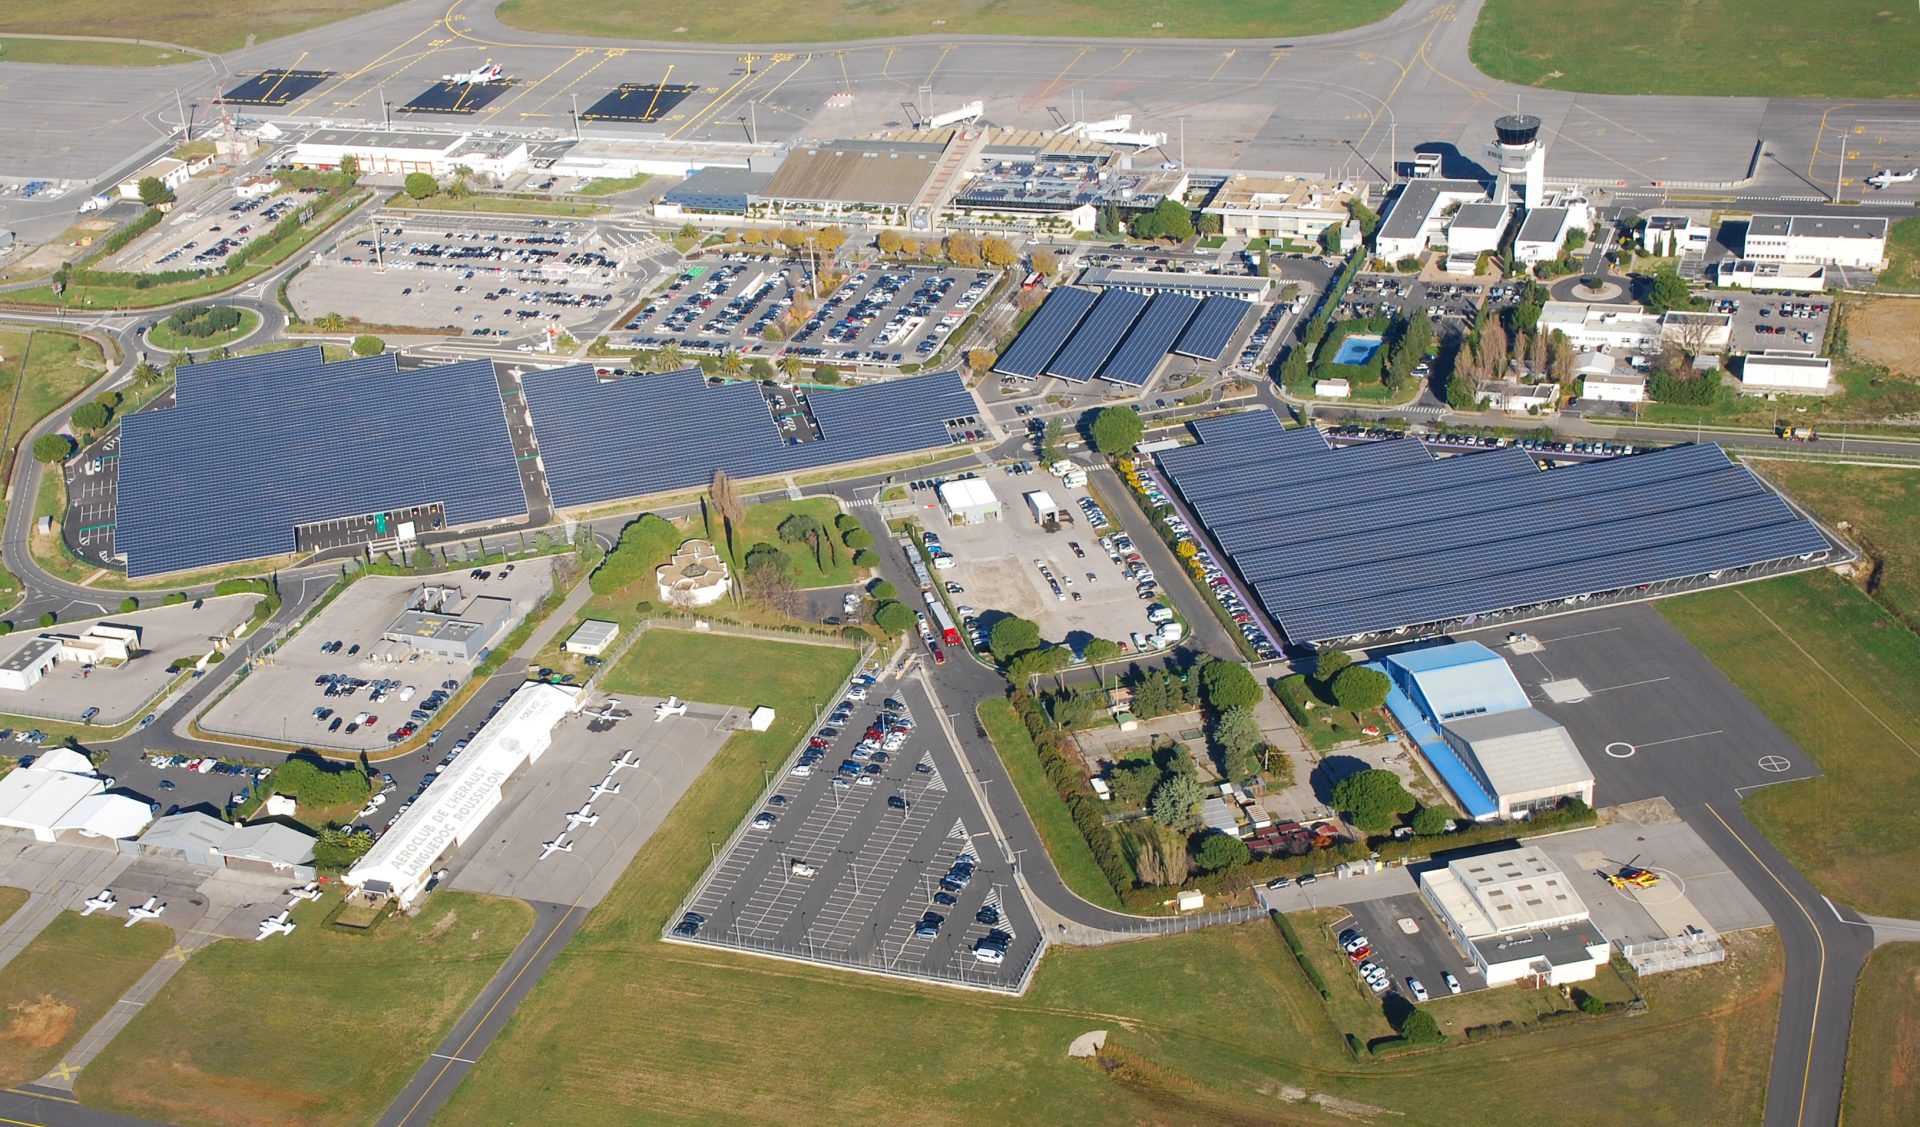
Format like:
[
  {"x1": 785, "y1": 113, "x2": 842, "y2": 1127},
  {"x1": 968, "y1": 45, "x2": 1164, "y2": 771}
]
[{"x1": 1621, "y1": 931, "x2": 1726, "y2": 976}]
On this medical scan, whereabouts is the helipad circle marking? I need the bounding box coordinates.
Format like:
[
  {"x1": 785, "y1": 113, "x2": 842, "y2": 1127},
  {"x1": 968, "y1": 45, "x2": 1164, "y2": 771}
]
[
  {"x1": 1758, "y1": 755, "x2": 1792, "y2": 773},
  {"x1": 1605, "y1": 741, "x2": 1635, "y2": 759}
]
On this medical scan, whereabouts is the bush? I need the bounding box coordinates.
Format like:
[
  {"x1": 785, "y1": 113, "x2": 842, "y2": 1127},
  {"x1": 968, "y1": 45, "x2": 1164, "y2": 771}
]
[
  {"x1": 1577, "y1": 990, "x2": 1605, "y2": 1016},
  {"x1": 403, "y1": 172, "x2": 438, "y2": 200},
  {"x1": 268, "y1": 756, "x2": 371, "y2": 807},
  {"x1": 1411, "y1": 804, "x2": 1458, "y2": 835},
  {"x1": 842, "y1": 527, "x2": 874, "y2": 550},
  {"x1": 118, "y1": 597, "x2": 139, "y2": 614},
  {"x1": 1200, "y1": 660, "x2": 1262, "y2": 710},
  {"x1": 1331, "y1": 769, "x2": 1416, "y2": 833},
  {"x1": 71, "y1": 402, "x2": 111, "y2": 431},
  {"x1": 1195, "y1": 832, "x2": 1251, "y2": 872},
  {"x1": 852, "y1": 549, "x2": 879, "y2": 567},
  {"x1": 36, "y1": 612, "x2": 55, "y2": 628},
  {"x1": 589, "y1": 514, "x2": 681, "y2": 596},
  {"x1": 868, "y1": 579, "x2": 897, "y2": 601},
  {"x1": 164, "y1": 593, "x2": 187, "y2": 605},
  {"x1": 1397, "y1": 1007, "x2": 1444, "y2": 1045},
  {"x1": 350, "y1": 334, "x2": 385, "y2": 358},
  {"x1": 873, "y1": 600, "x2": 916, "y2": 635},
  {"x1": 163, "y1": 304, "x2": 244, "y2": 340}
]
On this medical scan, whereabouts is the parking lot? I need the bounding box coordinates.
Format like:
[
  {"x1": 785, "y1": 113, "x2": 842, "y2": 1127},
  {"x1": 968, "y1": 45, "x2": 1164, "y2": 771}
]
[
  {"x1": 905, "y1": 472, "x2": 1177, "y2": 657},
  {"x1": 1133, "y1": 461, "x2": 1282, "y2": 660},
  {"x1": 447, "y1": 694, "x2": 734, "y2": 907},
  {"x1": 670, "y1": 675, "x2": 1042, "y2": 992},
  {"x1": 626, "y1": 258, "x2": 995, "y2": 371},
  {"x1": 196, "y1": 563, "x2": 554, "y2": 752},
  {"x1": 1334, "y1": 893, "x2": 1478, "y2": 1000},
  {"x1": 292, "y1": 214, "x2": 638, "y2": 335},
  {"x1": 1706, "y1": 290, "x2": 1832, "y2": 357},
  {"x1": 1344, "y1": 272, "x2": 1490, "y2": 325},
  {"x1": 107, "y1": 185, "x2": 327, "y2": 274},
  {"x1": 63, "y1": 431, "x2": 121, "y2": 567},
  {"x1": 0, "y1": 594, "x2": 260, "y2": 726}
]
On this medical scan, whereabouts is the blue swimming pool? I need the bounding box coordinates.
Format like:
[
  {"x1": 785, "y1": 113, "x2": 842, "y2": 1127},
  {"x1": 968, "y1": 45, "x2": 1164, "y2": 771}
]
[{"x1": 1333, "y1": 334, "x2": 1384, "y2": 366}]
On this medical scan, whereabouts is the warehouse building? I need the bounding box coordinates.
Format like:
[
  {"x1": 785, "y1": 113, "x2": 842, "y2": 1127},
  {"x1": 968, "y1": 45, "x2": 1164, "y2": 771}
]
[
  {"x1": 654, "y1": 166, "x2": 775, "y2": 218},
  {"x1": 1419, "y1": 845, "x2": 1611, "y2": 987},
  {"x1": 1372, "y1": 178, "x2": 1487, "y2": 261},
  {"x1": 938, "y1": 478, "x2": 1002, "y2": 525},
  {"x1": 1738, "y1": 353, "x2": 1834, "y2": 395},
  {"x1": 0, "y1": 757, "x2": 151, "y2": 844},
  {"x1": 347, "y1": 681, "x2": 581, "y2": 908},
  {"x1": 379, "y1": 583, "x2": 513, "y2": 662},
  {"x1": 563, "y1": 620, "x2": 621, "y2": 657},
  {"x1": 1742, "y1": 214, "x2": 1888, "y2": 270}
]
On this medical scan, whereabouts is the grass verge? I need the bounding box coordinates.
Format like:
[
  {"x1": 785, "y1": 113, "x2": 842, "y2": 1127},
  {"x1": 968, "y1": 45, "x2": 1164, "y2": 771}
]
[
  {"x1": 78, "y1": 891, "x2": 532, "y2": 1127},
  {"x1": 0, "y1": 0, "x2": 402, "y2": 53},
  {"x1": 0, "y1": 912, "x2": 172, "y2": 1088},
  {"x1": 978, "y1": 696, "x2": 1125, "y2": 911},
  {"x1": 0, "y1": 36, "x2": 187, "y2": 65},
  {"x1": 145, "y1": 307, "x2": 260, "y2": 352},
  {"x1": 1880, "y1": 218, "x2": 1920, "y2": 294},
  {"x1": 576, "y1": 173, "x2": 653, "y2": 197},
  {"x1": 1841, "y1": 941, "x2": 1920, "y2": 1127},
  {"x1": 710, "y1": 496, "x2": 864, "y2": 589},
  {"x1": 1753, "y1": 460, "x2": 1920, "y2": 624},
  {"x1": 0, "y1": 886, "x2": 25, "y2": 925},
  {"x1": 497, "y1": 0, "x2": 1404, "y2": 43},
  {"x1": 1470, "y1": 0, "x2": 1920, "y2": 98},
  {"x1": 1660, "y1": 570, "x2": 1920, "y2": 917},
  {"x1": 387, "y1": 193, "x2": 609, "y2": 218}
]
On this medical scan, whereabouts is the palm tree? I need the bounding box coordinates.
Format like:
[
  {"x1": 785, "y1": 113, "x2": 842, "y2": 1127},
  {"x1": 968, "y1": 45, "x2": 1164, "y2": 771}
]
[
  {"x1": 779, "y1": 354, "x2": 803, "y2": 381},
  {"x1": 659, "y1": 342, "x2": 685, "y2": 372}
]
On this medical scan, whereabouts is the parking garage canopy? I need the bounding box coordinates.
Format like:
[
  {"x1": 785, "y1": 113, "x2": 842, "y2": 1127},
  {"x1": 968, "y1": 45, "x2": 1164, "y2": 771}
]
[
  {"x1": 1156, "y1": 409, "x2": 1831, "y2": 645},
  {"x1": 521, "y1": 366, "x2": 978, "y2": 509}
]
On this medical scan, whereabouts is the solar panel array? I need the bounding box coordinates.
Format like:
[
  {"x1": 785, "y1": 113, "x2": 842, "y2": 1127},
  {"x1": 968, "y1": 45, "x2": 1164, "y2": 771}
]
[
  {"x1": 522, "y1": 367, "x2": 977, "y2": 510},
  {"x1": 1157, "y1": 410, "x2": 1831, "y2": 644},
  {"x1": 118, "y1": 352, "x2": 527, "y2": 577},
  {"x1": 1173, "y1": 296, "x2": 1256, "y2": 361},
  {"x1": 1045, "y1": 289, "x2": 1150, "y2": 382},
  {"x1": 1099, "y1": 293, "x2": 1200, "y2": 387},
  {"x1": 993, "y1": 287, "x2": 1096, "y2": 378}
]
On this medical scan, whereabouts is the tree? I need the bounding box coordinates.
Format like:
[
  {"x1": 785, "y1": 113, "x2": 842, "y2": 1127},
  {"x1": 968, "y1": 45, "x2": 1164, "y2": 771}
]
[
  {"x1": 842, "y1": 526, "x2": 873, "y2": 550},
  {"x1": 1084, "y1": 637, "x2": 1124, "y2": 668},
  {"x1": 1577, "y1": 991, "x2": 1606, "y2": 1016},
  {"x1": 1195, "y1": 832, "x2": 1251, "y2": 872},
  {"x1": 1322, "y1": 223, "x2": 1343, "y2": 254},
  {"x1": 1331, "y1": 768, "x2": 1417, "y2": 833},
  {"x1": 1445, "y1": 342, "x2": 1481, "y2": 409},
  {"x1": 1032, "y1": 249, "x2": 1060, "y2": 276},
  {"x1": 748, "y1": 357, "x2": 776, "y2": 380},
  {"x1": 1200, "y1": 660, "x2": 1261, "y2": 711},
  {"x1": 853, "y1": 548, "x2": 879, "y2": 567},
  {"x1": 1088, "y1": 405, "x2": 1145, "y2": 455},
  {"x1": 1330, "y1": 665, "x2": 1390, "y2": 711},
  {"x1": 1314, "y1": 648, "x2": 1353, "y2": 683},
  {"x1": 742, "y1": 543, "x2": 801, "y2": 615},
  {"x1": 1148, "y1": 772, "x2": 1204, "y2": 832},
  {"x1": 1550, "y1": 329, "x2": 1574, "y2": 384},
  {"x1": 1346, "y1": 197, "x2": 1381, "y2": 239},
  {"x1": 944, "y1": 233, "x2": 982, "y2": 267},
  {"x1": 1129, "y1": 198, "x2": 1195, "y2": 242},
  {"x1": 338, "y1": 154, "x2": 360, "y2": 182},
  {"x1": 403, "y1": 172, "x2": 438, "y2": 200},
  {"x1": 71, "y1": 402, "x2": 110, "y2": 432},
  {"x1": 350, "y1": 335, "x2": 384, "y2": 357},
  {"x1": 869, "y1": 578, "x2": 897, "y2": 601},
  {"x1": 967, "y1": 348, "x2": 998, "y2": 374},
  {"x1": 1645, "y1": 269, "x2": 1697, "y2": 315},
  {"x1": 1212, "y1": 706, "x2": 1264, "y2": 781},
  {"x1": 813, "y1": 363, "x2": 842, "y2": 385},
  {"x1": 710, "y1": 469, "x2": 743, "y2": 562},
  {"x1": 1007, "y1": 646, "x2": 1069, "y2": 681},
  {"x1": 136, "y1": 176, "x2": 173, "y2": 207},
  {"x1": 1528, "y1": 326, "x2": 1549, "y2": 377},
  {"x1": 1398, "y1": 1007, "x2": 1444, "y2": 1045},
  {"x1": 36, "y1": 612, "x2": 56, "y2": 629},
  {"x1": 1109, "y1": 759, "x2": 1161, "y2": 807},
  {"x1": 776, "y1": 512, "x2": 826, "y2": 570},
  {"x1": 32, "y1": 434, "x2": 72, "y2": 463},
  {"x1": 1133, "y1": 825, "x2": 1189, "y2": 886},
  {"x1": 874, "y1": 600, "x2": 916, "y2": 634},
  {"x1": 989, "y1": 616, "x2": 1043, "y2": 664},
  {"x1": 981, "y1": 236, "x2": 1018, "y2": 267},
  {"x1": 1411, "y1": 804, "x2": 1458, "y2": 835}
]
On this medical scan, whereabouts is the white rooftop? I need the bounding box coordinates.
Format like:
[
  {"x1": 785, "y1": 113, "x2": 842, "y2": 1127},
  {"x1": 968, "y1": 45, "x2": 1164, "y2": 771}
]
[
  {"x1": 1443, "y1": 708, "x2": 1594, "y2": 799},
  {"x1": 0, "y1": 768, "x2": 104, "y2": 830},
  {"x1": 51, "y1": 793, "x2": 153, "y2": 840},
  {"x1": 1422, "y1": 845, "x2": 1590, "y2": 938},
  {"x1": 938, "y1": 478, "x2": 999, "y2": 510}
]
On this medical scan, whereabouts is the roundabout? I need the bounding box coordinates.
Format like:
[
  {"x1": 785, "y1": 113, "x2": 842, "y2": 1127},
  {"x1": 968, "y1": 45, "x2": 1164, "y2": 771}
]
[{"x1": 143, "y1": 304, "x2": 263, "y2": 353}]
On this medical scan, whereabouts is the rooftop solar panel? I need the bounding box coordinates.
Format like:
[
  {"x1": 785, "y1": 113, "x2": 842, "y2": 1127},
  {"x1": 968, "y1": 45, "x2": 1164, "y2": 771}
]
[
  {"x1": 993, "y1": 287, "x2": 1097, "y2": 378},
  {"x1": 1155, "y1": 410, "x2": 1833, "y2": 644},
  {"x1": 1172, "y1": 295, "x2": 1255, "y2": 361},
  {"x1": 1044, "y1": 289, "x2": 1149, "y2": 382},
  {"x1": 522, "y1": 367, "x2": 976, "y2": 510},
  {"x1": 1097, "y1": 292, "x2": 1199, "y2": 387},
  {"x1": 118, "y1": 354, "x2": 527, "y2": 577}
]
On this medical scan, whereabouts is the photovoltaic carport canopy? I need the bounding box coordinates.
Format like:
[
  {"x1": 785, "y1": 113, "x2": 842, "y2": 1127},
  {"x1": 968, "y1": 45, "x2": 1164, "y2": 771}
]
[
  {"x1": 1172, "y1": 295, "x2": 1255, "y2": 361},
  {"x1": 521, "y1": 367, "x2": 977, "y2": 510},
  {"x1": 116, "y1": 351, "x2": 527, "y2": 577},
  {"x1": 1044, "y1": 288, "x2": 1149, "y2": 382},
  {"x1": 1157, "y1": 410, "x2": 1831, "y2": 644},
  {"x1": 992, "y1": 286, "x2": 1095, "y2": 378},
  {"x1": 1098, "y1": 292, "x2": 1199, "y2": 387}
]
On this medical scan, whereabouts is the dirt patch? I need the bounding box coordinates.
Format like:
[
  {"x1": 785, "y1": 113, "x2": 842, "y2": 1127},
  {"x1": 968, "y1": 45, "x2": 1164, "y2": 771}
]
[
  {"x1": 426, "y1": 907, "x2": 459, "y2": 941},
  {"x1": 1849, "y1": 298, "x2": 1920, "y2": 378},
  {"x1": 0, "y1": 994, "x2": 77, "y2": 1048}
]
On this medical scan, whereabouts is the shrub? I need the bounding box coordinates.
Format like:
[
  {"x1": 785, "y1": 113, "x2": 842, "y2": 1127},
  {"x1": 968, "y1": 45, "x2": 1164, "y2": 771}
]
[
  {"x1": 873, "y1": 600, "x2": 915, "y2": 635},
  {"x1": 164, "y1": 592, "x2": 187, "y2": 606},
  {"x1": 1411, "y1": 804, "x2": 1458, "y2": 835},
  {"x1": 268, "y1": 756, "x2": 370, "y2": 806},
  {"x1": 36, "y1": 612, "x2": 55, "y2": 628},
  {"x1": 32, "y1": 434, "x2": 73, "y2": 463},
  {"x1": 1397, "y1": 1008, "x2": 1444, "y2": 1044},
  {"x1": 350, "y1": 334, "x2": 385, "y2": 357},
  {"x1": 119, "y1": 597, "x2": 139, "y2": 614},
  {"x1": 589, "y1": 514, "x2": 681, "y2": 596},
  {"x1": 868, "y1": 579, "x2": 897, "y2": 601},
  {"x1": 852, "y1": 549, "x2": 879, "y2": 567},
  {"x1": 1195, "y1": 832, "x2": 1251, "y2": 872},
  {"x1": 842, "y1": 527, "x2": 873, "y2": 550}
]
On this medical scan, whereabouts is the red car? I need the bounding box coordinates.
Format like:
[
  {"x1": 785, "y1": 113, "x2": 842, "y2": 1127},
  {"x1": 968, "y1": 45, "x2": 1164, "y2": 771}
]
[{"x1": 931, "y1": 646, "x2": 947, "y2": 665}]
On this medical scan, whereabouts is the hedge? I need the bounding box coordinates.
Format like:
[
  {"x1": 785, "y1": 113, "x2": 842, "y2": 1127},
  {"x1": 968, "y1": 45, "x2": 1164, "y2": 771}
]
[
  {"x1": 1008, "y1": 689, "x2": 1135, "y2": 896},
  {"x1": 1268, "y1": 909, "x2": 1329, "y2": 999}
]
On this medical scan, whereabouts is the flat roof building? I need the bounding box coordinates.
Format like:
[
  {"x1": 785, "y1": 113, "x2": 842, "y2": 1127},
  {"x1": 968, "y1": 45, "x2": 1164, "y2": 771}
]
[
  {"x1": 1201, "y1": 174, "x2": 1355, "y2": 243},
  {"x1": 1374, "y1": 178, "x2": 1487, "y2": 261},
  {"x1": 382, "y1": 584, "x2": 513, "y2": 662},
  {"x1": 1446, "y1": 202, "x2": 1511, "y2": 256},
  {"x1": 1539, "y1": 301, "x2": 1662, "y2": 353},
  {"x1": 0, "y1": 637, "x2": 61, "y2": 691},
  {"x1": 655, "y1": 166, "x2": 774, "y2": 218},
  {"x1": 1419, "y1": 846, "x2": 1610, "y2": 987},
  {"x1": 938, "y1": 478, "x2": 1002, "y2": 525},
  {"x1": 1715, "y1": 259, "x2": 1829, "y2": 293},
  {"x1": 756, "y1": 138, "x2": 950, "y2": 214},
  {"x1": 1643, "y1": 210, "x2": 1711, "y2": 256},
  {"x1": 1514, "y1": 199, "x2": 1590, "y2": 266},
  {"x1": 563, "y1": 620, "x2": 621, "y2": 657},
  {"x1": 294, "y1": 128, "x2": 528, "y2": 180},
  {"x1": 1739, "y1": 353, "x2": 1834, "y2": 395},
  {"x1": 1743, "y1": 214, "x2": 1888, "y2": 270}
]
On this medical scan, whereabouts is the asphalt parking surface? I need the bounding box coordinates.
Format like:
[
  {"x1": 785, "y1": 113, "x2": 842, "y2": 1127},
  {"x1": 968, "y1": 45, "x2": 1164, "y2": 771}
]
[
  {"x1": 672, "y1": 675, "x2": 1041, "y2": 992},
  {"x1": 1464, "y1": 604, "x2": 1823, "y2": 806},
  {"x1": 1335, "y1": 893, "x2": 1477, "y2": 1001}
]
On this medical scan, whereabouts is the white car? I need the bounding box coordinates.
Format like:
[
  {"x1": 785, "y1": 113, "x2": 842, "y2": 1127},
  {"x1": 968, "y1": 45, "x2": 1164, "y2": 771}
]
[
  {"x1": 972, "y1": 943, "x2": 1007, "y2": 965},
  {"x1": 789, "y1": 764, "x2": 813, "y2": 777},
  {"x1": 751, "y1": 812, "x2": 777, "y2": 830},
  {"x1": 1443, "y1": 972, "x2": 1461, "y2": 995},
  {"x1": 399, "y1": 685, "x2": 417, "y2": 702},
  {"x1": 790, "y1": 861, "x2": 817, "y2": 878},
  {"x1": 1408, "y1": 977, "x2": 1430, "y2": 1002}
]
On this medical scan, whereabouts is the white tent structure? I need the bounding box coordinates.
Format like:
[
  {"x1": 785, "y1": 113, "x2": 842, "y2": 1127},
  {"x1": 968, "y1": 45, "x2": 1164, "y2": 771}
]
[
  {"x1": 30, "y1": 747, "x2": 97, "y2": 776},
  {"x1": 347, "y1": 681, "x2": 580, "y2": 907},
  {"x1": 52, "y1": 793, "x2": 155, "y2": 840},
  {"x1": 0, "y1": 768, "x2": 106, "y2": 842}
]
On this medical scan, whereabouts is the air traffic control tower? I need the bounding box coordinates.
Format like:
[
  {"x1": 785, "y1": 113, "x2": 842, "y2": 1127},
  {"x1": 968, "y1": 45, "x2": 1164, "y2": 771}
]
[{"x1": 1488, "y1": 114, "x2": 1546, "y2": 211}]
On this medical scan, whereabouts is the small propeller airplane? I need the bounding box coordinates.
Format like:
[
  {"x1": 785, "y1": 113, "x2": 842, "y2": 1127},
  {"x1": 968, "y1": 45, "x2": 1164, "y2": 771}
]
[
  {"x1": 124, "y1": 896, "x2": 165, "y2": 927},
  {"x1": 256, "y1": 910, "x2": 297, "y2": 941},
  {"x1": 80, "y1": 889, "x2": 117, "y2": 916},
  {"x1": 588, "y1": 776, "x2": 622, "y2": 800},
  {"x1": 286, "y1": 881, "x2": 322, "y2": 904},
  {"x1": 1866, "y1": 167, "x2": 1918, "y2": 190},
  {"x1": 654, "y1": 696, "x2": 689, "y2": 722},
  {"x1": 609, "y1": 750, "x2": 641, "y2": 773},
  {"x1": 538, "y1": 837, "x2": 574, "y2": 860},
  {"x1": 564, "y1": 805, "x2": 599, "y2": 830}
]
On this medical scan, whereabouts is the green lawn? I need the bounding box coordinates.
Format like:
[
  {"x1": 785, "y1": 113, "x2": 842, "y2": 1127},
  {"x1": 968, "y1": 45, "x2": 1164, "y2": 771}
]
[
  {"x1": 716, "y1": 497, "x2": 865, "y2": 589},
  {"x1": 386, "y1": 193, "x2": 609, "y2": 219},
  {"x1": 1754, "y1": 461, "x2": 1920, "y2": 625},
  {"x1": 498, "y1": 0, "x2": 1404, "y2": 43},
  {"x1": 0, "y1": 912, "x2": 171, "y2": 1088},
  {"x1": 0, "y1": 886, "x2": 25, "y2": 926},
  {"x1": 145, "y1": 308, "x2": 260, "y2": 352},
  {"x1": 978, "y1": 696, "x2": 1125, "y2": 911},
  {"x1": 1470, "y1": 1, "x2": 1920, "y2": 98},
  {"x1": 79, "y1": 891, "x2": 532, "y2": 1127},
  {"x1": 0, "y1": 329, "x2": 107, "y2": 476},
  {"x1": 601, "y1": 628, "x2": 858, "y2": 716},
  {"x1": 1842, "y1": 942, "x2": 1920, "y2": 1127},
  {"x1": 1661, "y1": 570, "x2": 1920, "y2": 917},
  {"x1": 1880, "y1": 218, "x2": 1920, "y2": 294},
  {"x1": 576, "y1": 173, "x2": 653, "y2": 198},
  {"x1": 0, "y1": 0, "x2": 402, "y2": 53},
  {"x1": 0, "y1": 36, "x2": 187, "y2": 65},
  {"x1": 436, "y1": 684, "x2": 1780, "y2": 1127},
  {"x1": 1629, "y1": 364, "x2": 1920, "y2": 431}
]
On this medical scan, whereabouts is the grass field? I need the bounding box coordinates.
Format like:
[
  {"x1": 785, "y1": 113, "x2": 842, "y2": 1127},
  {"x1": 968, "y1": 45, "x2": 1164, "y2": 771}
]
[
  {"x1": 437, "y1": 687, "x2": 1782, "y2": 1127},
  {"x1": 79, "y1": 891, "x2": 532, "y2": 1127},
  {"x1": 1842, "y1": 942, "x2": 1920, "y2": 1127},
  {"x1": 0, "y1": 912, "x2": 171, "y2": 1088},
  {"x1": 1661, "y1": 570, "x2": 1920, "y2": 918},
  {"x1": 0, "y1": 329, "x2": 107, "y2": 476},
  {"x1": 1470, "y1": 1, "x2": 1920, "y2": 98},
  {"x1": 498, "y1": 0, "x2": 1404, "y2": 44},
  {"x1": 0, "y1": 0, "x2": 402, "y2": 53},
  {"x1": 145, "y1": 308, "x2": 260, "y2": 352},
  {"x1": 0, "y1": 886, "x2": 25, "y2": 926},
  {"x1": 713, "y1": 497, "x2": 865, "y2": 589},
  {"x1": 1879, "y1": 219, "x2": 1920, "y2": 294},
  {"x1": 576, "y1": 173, "x2": 652, "y2": 198},
  {"x1": 1754, "y1": 461, "x2": 1920, "y2": 624},
  {"x1": 978, "y1": 696, "x2": 1125, "y2": 911},
  {"x1": 601, "y1": 628, "x2": 858, "y2": 716},
  {"x1": 386, "y1": 193, "x2": 609, "y2": 219},
  {"x1": 0, "y1": 36, "x2": 187, "y2": 65}
]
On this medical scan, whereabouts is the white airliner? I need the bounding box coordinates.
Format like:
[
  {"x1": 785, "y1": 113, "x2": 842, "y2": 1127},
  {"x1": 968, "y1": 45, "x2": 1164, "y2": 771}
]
[
  {"x1": 1867, "y1": 167, "x2": 1919, "y2": 189},
  {"x1": 80, "y1": 889, "x2": 117, "y2": 916},
  {"x1": 564, "y1": 805, "x2": 599, "y2": 830},
  {"x1": 654, "y1": 696, "x2": 689, "y2": 722},
  {"x1": 286, "y1": 881, "x2": 322, "y2": 904},
  {"x1": 609, "y1": 750, "x2": 640, "y2": 773},
  {"x1": 442, "y1": 61, "x2": 504, "y2": 85},
  {"x1": 538, "y1": 837, "x2": 574, "y2": 860},
  {"x1": 588, "y1": 777, "x2": 622, "y2": 800},
  {"x1": 124, "y1": 897, "x2": 165, "y2": 927},
  {"x1": 256, "y1": 910, "x2": 296, "y2": 941}
]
